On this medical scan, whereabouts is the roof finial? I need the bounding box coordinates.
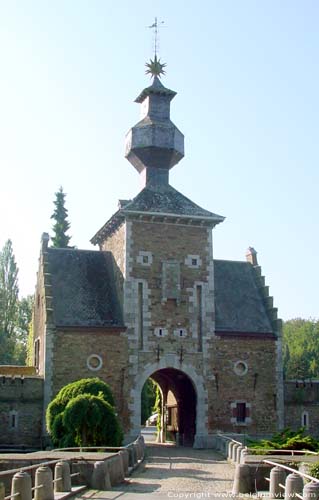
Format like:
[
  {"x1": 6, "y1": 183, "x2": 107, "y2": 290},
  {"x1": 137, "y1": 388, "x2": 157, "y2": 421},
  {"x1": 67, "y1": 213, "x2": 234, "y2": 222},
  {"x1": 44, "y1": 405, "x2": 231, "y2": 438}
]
[
  {"x1": 148, "y1": 16, "x2": 164, "y2": 57},
  {"x1": 146, "y1": 17, "x2": 166, "y2": 79}
]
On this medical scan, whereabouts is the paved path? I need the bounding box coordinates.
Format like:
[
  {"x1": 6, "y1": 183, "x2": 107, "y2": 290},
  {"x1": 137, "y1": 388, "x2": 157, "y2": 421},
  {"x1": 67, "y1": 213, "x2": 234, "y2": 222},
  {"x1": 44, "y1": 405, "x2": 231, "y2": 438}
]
[{"x1": 78, "y1": 443, "x2": 235, "y2": 500}]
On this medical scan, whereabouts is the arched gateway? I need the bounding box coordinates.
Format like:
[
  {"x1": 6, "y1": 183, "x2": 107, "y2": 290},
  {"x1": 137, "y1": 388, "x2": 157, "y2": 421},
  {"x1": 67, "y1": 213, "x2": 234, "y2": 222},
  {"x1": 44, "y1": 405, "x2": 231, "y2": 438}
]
[{"x1": 130, "y1": 360, "x2": 209, "y2": 448}]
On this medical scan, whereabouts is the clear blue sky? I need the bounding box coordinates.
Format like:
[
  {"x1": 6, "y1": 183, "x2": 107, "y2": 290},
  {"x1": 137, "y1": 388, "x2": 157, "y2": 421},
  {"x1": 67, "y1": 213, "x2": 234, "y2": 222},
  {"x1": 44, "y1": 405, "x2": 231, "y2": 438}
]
[{"x1": 0, "y1": 1, "x2": 318, "y2": 320}]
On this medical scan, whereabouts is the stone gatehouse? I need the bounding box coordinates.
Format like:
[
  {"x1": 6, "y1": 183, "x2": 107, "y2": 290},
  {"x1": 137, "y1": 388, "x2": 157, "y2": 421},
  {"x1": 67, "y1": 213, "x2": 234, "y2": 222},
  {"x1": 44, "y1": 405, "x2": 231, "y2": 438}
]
[{"x1": 0, "y1": 65, "x2": 289, "y2": 448}]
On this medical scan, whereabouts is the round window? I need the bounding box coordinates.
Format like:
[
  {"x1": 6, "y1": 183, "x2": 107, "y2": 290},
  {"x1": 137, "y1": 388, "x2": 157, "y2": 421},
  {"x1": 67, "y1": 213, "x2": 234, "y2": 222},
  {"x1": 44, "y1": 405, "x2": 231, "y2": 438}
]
[
  {"x1": 87, "y1": 354, "x2": 103, "y2": 372},
  {"x1": 234, "y1": 361, "x2": 248, "y2": 376}
]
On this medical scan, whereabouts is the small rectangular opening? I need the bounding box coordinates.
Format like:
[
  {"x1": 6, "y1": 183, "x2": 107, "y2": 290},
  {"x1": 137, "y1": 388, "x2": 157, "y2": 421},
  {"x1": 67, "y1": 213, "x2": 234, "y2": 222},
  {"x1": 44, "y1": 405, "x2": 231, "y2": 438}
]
[{"x1": 236, "y1": 403, "x2": 246, "y2": 423}]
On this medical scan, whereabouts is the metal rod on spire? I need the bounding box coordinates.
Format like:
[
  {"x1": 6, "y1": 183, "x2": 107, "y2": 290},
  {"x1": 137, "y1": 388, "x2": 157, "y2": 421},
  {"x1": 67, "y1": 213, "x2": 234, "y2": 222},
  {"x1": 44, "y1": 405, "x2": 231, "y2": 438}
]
[{"x1": 148, "y1": 17, "x2": 164, "y2": 57}]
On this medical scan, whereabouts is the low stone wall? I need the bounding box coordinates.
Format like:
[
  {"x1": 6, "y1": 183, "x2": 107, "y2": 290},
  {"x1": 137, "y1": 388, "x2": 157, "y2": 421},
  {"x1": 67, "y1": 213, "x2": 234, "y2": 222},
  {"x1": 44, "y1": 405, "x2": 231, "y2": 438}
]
[
  {"x1": 0, "y1": 435, "x2": 145, "y2": 497},
  {"x1": 0, "y1": 376, "x2": 43, "y2": 448}
]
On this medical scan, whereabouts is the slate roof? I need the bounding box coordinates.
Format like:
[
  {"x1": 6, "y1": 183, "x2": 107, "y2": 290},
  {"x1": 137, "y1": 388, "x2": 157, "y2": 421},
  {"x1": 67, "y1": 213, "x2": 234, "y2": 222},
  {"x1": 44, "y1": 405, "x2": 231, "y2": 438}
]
[
  {"x1": 46, "y1": 249, "x2": 273, "y2": 334},
  {"x1": 214, "y1": 259, "x2": 273, "y2": 334},
  {"x1": 122, "y1": 183, "x2": 224, "y2": 220},
  {"x1": 47, "y1": 248, "x2": 123, "y2": 328},
  {"x1": 91, "y1": 184, "x2": 224, "y2": 244}
]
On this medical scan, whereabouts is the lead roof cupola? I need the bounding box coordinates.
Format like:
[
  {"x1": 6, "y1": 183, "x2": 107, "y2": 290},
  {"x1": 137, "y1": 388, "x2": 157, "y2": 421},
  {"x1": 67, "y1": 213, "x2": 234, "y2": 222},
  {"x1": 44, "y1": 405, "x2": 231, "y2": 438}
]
[{"x1": 125, "y1": 56, "x2": 184, "y2": 187}]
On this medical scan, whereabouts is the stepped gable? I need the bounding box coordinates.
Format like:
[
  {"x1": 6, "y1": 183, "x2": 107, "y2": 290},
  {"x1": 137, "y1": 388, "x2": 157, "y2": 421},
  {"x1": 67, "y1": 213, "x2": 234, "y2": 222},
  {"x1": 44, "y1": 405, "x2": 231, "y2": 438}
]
[
  {"x1": 47, "y1": 248, "x2": 123, "y2": 328},
  {"x1": 214, "y1": 259, "x2": 274, "y2": 335}
]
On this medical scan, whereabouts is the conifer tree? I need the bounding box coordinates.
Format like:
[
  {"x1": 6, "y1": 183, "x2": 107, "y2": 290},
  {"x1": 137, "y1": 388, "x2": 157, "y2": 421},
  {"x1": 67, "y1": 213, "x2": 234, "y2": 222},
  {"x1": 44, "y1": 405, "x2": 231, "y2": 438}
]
[{"x1": 51, "y1": 186, "x2": 71, "y2": 248}]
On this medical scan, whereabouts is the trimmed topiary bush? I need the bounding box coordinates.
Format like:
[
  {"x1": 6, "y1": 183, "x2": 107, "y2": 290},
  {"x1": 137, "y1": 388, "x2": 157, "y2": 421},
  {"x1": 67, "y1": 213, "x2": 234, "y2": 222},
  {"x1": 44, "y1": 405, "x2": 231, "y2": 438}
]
[{"x1": 46, "y1": 377, "x2": 122, "y2": 448}]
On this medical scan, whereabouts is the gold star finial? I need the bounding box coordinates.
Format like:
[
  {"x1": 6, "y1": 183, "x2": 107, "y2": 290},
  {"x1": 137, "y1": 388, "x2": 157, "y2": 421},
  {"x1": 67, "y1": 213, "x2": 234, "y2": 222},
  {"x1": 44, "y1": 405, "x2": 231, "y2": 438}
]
[{"x1": 145, "y1": 55, "x2": 166, "y2": 79}]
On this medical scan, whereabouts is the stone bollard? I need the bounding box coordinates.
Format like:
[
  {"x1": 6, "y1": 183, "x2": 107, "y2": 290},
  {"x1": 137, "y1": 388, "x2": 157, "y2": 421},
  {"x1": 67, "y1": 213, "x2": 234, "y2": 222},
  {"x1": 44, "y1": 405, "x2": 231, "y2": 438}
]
[
  {"x1": 284, "y1": 472, "x2": 303, "y2": 500},
  {"x1": 235, "y1": 445, "x2": 244, "y2": 464},
  {"x1": 134, "y1": 442, "x2": 142, "y2": 461},
  {"x1": 128, "y1": 444, "x2": 137, "y2": 467},
  {"x1": 107, "y1": 455, "x2": 125, "y2": 486},
  {"x1": 0, "y1": 482, "x2": 4, "y2": 500},
  {"x1": 138, "y1": 436, "x2": 145, "y2": 459},
  {"x1": 71, "y1": 461, "x2": 92, "y2": 486},
  {"x1": 91, "y1": 461, "x2": 111, "y2": 490},
  {"x1": 11, "y1": 472, "x2": 32, "y2": 500},
  {"x1": 54, "y1": 461, "x2": 71, "y2": 492},
  {"x1": 240, "y1": 448, "x2": 249, "y2": 464},
  {"x1": 269, "y1": 466, "x2": 286, "y2": 499},
  {"x1": 232, "y1": 464, "x2": 251, "y2": 494},
  {"x1": 232, "y1": 443, "x2": 240, "y2": 462},
  {"x1": 227, "y1": 441, "x2": 235, "y2": 460},
  {"x1": 303, "y1": 481, "x2": 319, "y2": 500},
  {"x1": 35, "y1": 466, "x2": 54, "y2": 500},
  {"x1": 119, "y1": 450, "x2": 129, "y2": 476}
]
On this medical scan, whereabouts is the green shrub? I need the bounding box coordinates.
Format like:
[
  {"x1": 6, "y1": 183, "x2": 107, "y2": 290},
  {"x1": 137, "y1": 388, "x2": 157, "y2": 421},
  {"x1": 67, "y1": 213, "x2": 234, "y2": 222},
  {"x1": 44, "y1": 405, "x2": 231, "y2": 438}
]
[
  {"x1": 309, "y1": 462, "x2": 319, "y2": 480},
  {"x1": 55, "y1": 377, "x2": 114, "y2": 406},
  {"x1": 46, "y1": 378, "x2": 122, "y2": 448},
  {"x1": 247, "y1": 428, "x2": 319, "y2": 452},
  {"x1": 63, "y1": 394, "x2": 123, "y2": 447}
]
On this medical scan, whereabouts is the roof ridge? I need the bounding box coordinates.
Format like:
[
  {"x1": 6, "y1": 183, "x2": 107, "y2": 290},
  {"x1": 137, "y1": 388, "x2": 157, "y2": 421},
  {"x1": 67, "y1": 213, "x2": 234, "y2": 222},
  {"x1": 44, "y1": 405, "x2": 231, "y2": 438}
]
[
  {"x1": 214, "y1": 258, "x2": 248, "y2": 264},
  {"x1": 48, "y1": 247, "x2": 111, "y2": 255}
]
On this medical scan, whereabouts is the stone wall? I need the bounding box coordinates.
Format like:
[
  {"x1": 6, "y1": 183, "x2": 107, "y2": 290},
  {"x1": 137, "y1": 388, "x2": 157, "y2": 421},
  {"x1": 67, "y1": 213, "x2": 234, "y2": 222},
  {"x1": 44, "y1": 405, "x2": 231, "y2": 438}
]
[
  {"x1": 51, "y1": 328, "x2": 130, "y2": 432},
  {"x1": 284, "y1": 380, "x2": 319, "y2": 436},
  {"x1": 207, "y1": 336, "x2": 278, "y2": 434},
  {"x1": 127, "y1": 220, "x2": 214, "y2": 352},
  {"x1": 0, "y1": 376, "x2": 43, "y2": 447}
]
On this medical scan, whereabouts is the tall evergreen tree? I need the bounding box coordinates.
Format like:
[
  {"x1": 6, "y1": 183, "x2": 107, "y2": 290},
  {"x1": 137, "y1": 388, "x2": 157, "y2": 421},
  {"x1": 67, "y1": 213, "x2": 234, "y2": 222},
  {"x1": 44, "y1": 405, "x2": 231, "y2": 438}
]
[
  {"x1": 51, "y1": 186, "x2": 71, "y2": 248},
  {"x1": 0, "y1": 239, "x2": 19, "y2": 363}
]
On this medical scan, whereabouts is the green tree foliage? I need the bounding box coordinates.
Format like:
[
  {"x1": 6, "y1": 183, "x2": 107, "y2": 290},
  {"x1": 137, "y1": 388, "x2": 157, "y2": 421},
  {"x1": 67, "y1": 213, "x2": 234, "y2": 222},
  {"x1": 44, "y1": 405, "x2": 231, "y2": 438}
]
[
  {"x1": 141, "y1": 378, "x2": 157, "y2": 424},
  {"x1": 51, "y1": 186, "x2": 71, "y2": 248},
  {"x1": 46, "y1": 378, "x2": 123, "y2": 448},
  {"x1": 14, "y1": 295, "x2": 33, "y2": 364},
  {"x1": 0, "y1": 240, "x2": 33, "y2": 365},
  {"x1": 283, "y1": 319, "x2": 319, "y2": 379},
  {"x1": 26, "y1": 321, "x2": 34, "y2": 366},
  {"x1": 0, "y1": 240, "x2": 19, "y2": 363}
]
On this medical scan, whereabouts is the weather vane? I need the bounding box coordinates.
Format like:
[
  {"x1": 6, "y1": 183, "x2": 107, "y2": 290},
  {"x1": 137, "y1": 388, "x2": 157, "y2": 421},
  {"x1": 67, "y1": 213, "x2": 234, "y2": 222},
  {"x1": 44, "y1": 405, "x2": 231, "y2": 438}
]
[
  {"x1": 145, "y1": 17, "x2": 166, "y2": 79},
  {"x1": 148, "y1": 16, "x2": 164, "y2": 57}
]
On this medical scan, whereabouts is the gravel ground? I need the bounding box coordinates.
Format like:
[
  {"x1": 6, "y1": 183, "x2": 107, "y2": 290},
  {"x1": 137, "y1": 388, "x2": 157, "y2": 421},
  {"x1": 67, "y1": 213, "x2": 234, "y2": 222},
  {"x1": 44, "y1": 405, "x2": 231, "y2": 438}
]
[{"x1": 79, "y1": 443, "x2": 236, "y2": 499}]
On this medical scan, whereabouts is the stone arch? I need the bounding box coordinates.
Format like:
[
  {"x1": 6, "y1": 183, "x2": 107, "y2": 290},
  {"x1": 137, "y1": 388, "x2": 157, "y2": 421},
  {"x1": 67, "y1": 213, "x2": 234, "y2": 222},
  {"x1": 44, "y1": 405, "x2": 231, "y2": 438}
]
[{"x1": 129, "y1": 355, "x2": 208, "y2": 447}]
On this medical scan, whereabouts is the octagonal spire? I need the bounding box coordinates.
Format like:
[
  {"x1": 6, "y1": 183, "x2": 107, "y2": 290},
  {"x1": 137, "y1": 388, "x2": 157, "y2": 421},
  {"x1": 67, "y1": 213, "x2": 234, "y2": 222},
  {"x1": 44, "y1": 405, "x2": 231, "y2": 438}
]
[{"x1": 124, "y1": 66, "x2": 184, "y2": 188}]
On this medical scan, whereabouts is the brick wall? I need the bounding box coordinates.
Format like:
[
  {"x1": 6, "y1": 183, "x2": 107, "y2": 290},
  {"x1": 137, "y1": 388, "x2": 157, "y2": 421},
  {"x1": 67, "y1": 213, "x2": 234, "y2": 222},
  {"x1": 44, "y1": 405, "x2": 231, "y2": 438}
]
[
  {"x1": 51, "y1": 328, "x2": 130, "y2": 431},
  {"x1": 207, "y1": 336, "x2": 278, "y2": 433}
]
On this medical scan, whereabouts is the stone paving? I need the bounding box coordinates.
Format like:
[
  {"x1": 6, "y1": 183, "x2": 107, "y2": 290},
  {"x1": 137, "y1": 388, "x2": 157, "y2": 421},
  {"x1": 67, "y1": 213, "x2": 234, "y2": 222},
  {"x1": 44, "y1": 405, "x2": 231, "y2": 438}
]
[{"x1": 78, "y1": 443, "x2": 236, "y2": 500}]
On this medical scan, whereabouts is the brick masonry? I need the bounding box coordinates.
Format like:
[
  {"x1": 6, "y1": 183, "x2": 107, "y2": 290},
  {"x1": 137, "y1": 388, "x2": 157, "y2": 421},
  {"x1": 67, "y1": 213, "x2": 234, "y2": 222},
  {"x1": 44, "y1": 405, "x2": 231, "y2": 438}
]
[{"x1": 50, "y1": 329, "x2": 130, "y2": 432}]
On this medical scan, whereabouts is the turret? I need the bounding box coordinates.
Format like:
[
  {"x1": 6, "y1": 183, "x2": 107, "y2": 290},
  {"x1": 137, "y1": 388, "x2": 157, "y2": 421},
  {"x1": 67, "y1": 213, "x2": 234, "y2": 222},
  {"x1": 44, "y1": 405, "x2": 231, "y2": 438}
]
[{"x1": 124, "y1": 56, "x2": 184, "y2": 187}]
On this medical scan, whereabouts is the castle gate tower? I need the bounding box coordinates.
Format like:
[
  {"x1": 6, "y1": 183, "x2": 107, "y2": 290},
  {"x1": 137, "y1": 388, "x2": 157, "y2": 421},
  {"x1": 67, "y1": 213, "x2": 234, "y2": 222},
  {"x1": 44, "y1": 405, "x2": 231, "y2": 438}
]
[{"x1": 33, "y1": 58, "x2": 283, "y2": 448}]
